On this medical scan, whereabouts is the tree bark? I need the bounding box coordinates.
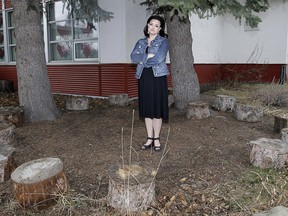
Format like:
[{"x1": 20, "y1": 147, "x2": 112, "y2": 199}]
[
  {"x1": 165, "y1": 14, "x2": 200, "y2": 110},
  {"x1": 11, "y1": 0, "x2": 60, "y2": 122}
]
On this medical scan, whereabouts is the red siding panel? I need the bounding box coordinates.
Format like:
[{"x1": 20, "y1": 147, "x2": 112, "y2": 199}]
[
  {"x1": 0, "y1": 63, "x2": 284, "y2": 98},
  {"x1": 0, "y1": 66, "x2": 18, "y2": 90},
  {"x1": 48, "y1": 65, "x2": 101, "y2": 96},
  {"x1": 5, "y1": 0, "x2": 12, "y2": 9},
  {"x1": 126, "y1": 64, "x2": 138, "y2": 97},
  {"x1": 100, "y1": 64, "x2": 125, "y2": 96},
  {"x1": 195, "y1": 64, "x2": 222, "y2": 84},
  {"x1": 221, "y1": 64, "x2": 282, "y2": 83}
]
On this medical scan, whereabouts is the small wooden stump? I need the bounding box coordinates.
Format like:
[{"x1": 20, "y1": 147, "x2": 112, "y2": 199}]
[
  {"x1": 254, "y1": 206, "x2": 288, "y2": 216},
  {"x1": 0, "y1": 144, "x2": 16, "y2": 182},
  {"x1": 108, "y1": 93, "x2": 129, "y2": 107},
  {"x1": 281, "y1": 128, "x2": 288, "y2": 143},
  {"x1": 66, "y1": 96, "x2": 89, "y2": 111},
  {"x1": 168, "y1": 94, "x2": 175, "y2": 108},
  {"x1": 108, "y1": 164, "x2": 155, "y2": 212},
  {"x1": 0, "y1": 122, "x2": 16, "y2": 145},
  {"x1": 234, "y1": 103, "x2": 263, "y2": 122},
  {"x1": 249, "y1": 138, "x2": 288, "y2": 168},
  {"x1": 212, "y1": 95, "x2": 236, "y2": 112},
  {"x1": 0, "y1": 106, "x2": 25, "y2": 127},
  {"x1": 186, "y1": 101, "x2": 210, "y2": 119},
  {"x1": 0, "y1": 80, "x2": 14, "y2": 93},
  {"x1": 11, "y1": 157, "x2": 67, "y2": 209},
  {"x1": 274, "y1": 113, "x2": 288, "y2": 133}
]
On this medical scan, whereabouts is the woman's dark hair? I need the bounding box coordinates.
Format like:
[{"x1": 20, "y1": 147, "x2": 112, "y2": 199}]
[{"x1": 143, "y1": 15, "x2": 168, "y2": 38}]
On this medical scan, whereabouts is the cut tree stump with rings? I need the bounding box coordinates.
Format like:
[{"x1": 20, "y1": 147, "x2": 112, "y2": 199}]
[
  {"x1": 11, "y1": 157, "x2": 67, "y2": 210},
  {"x1": 108, "y1": 164, "x2": 156, "y2": 213},
  {"x1": 234, "y1": 103, "x2": 263, "y2": 122},
  {"x1": 0, "y1": 144, "x2": 16, "y2": 182},
  {"x1": 66, "y1": 96, "x2": 89, "y2": 111},
  {"x1": 274, "y1": 113, "x2": 288, "y2": 133},
  {"x1": 212, "y1": 95, "x2": 236, "y2": 112},
  {"x1": 249, "y1": 138, "x2": 288, "y2": 168},
  {"x1": 0, "y1": 106, "x2": 25, "y2": 127},
  {"x1": 186, "y1": 101, "x2": 210, "y2": 119},
  {"x1": 0, "y1": 122, "x2": 15, "y2": 145},
  {"x1": 281, "y1": 128, "x2": 288, "y2": 143}
]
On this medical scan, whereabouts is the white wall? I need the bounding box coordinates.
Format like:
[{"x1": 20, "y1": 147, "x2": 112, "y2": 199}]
[
  {"x1": 191, "y1": 0, "x2": 288, "y2": 64},
  {"x1": 190, "y1": 14, "x2": 223, "y2": 64},
  {"x1": 98, "y1": 0, "x2": 146, "y2": 63},
  {"x1": 98, "y1": 0, "x2": 126, "y2": 63},
  {"x1": 99, "y1": 0, "x2": 288, "y2": 64},
  {"x1": 125, "y1": 0, "x2": 148, "y2": 63}
]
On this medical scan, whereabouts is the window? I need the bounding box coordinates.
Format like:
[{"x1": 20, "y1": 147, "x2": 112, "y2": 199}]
[
  {"x1": 47, "y1": 1, "x2": 99, "y2": 62},
  {"x1": 0, "y1": 13, "x2": 5, "y2": 62},
  {"x1": 0, "y1": 10, "x2": 16, "y2": 63},
  {"x1": 7, "y1": 11, "x2": 16, "y2": 62}
]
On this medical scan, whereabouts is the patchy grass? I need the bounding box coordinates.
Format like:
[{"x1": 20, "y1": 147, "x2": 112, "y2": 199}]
[
  {"x1": 225, "y1": 168, "x2": 288, "y2": 214},
  {"x1": 203, "y1": 82, "x2": 288, "y2": 115}
]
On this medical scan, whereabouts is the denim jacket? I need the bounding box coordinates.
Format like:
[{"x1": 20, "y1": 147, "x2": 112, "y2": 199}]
[{"x1": 130, "y1": 35, "x2": 169, "y2": 79}]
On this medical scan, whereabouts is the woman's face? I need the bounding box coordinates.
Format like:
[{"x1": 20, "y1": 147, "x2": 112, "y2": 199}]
[{"x1": 147, "y1": 19, "x2": 161, "y2": 36}]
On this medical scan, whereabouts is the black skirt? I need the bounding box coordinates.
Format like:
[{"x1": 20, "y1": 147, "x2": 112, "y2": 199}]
[{"x1": 138, "y1": 67, "x2": 169, "y2": 120}]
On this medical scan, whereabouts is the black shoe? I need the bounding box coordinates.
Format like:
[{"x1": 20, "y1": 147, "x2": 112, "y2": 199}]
[
  {"x1": 141, "y1": 137, "x2": 154, "y2": 150},
  {"x1": 153, "y1": 137, "x2": 161, "y2": 151}
]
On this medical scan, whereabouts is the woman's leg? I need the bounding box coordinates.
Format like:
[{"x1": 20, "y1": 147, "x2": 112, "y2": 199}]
[
  {"x1": 144, "y1": 118, "x2": 154, "y2": 145},
  {"x1": 152, "y1": 118, "x2": 162, "y2": 148}
]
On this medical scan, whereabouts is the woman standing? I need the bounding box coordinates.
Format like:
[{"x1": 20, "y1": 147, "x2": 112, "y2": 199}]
[{"x1": 130, "y1": 15, "x2": 169, "y2": 151}]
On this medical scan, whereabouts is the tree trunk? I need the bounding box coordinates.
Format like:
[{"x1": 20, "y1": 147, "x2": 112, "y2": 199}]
[
  {"x1": 165, "y1": 14, "x2": 200, "y2": 110},
  {"x1": 11, "y1": 0, "x2": 60, "y2": 122}
]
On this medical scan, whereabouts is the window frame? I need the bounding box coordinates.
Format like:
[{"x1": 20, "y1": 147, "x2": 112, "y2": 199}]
[{"x1": 45, "y1": 1, "x2": 100, "y2": 63}]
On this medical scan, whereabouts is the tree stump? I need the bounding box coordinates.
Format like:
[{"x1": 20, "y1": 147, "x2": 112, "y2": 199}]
[
  {"x1": 168, "y1": 94, "x2": 175, "y2": 108},
  {"x1": 108, "y1": 164, "x2": 155, "y2": 212},
  {"x1": 234, "y1": 103, "x2": 263, "y2": 122},
  {"x1": 186, "y1": 101, "x2": 210, "y2": 119},
  {"x1": 0, "y1": 144, "x2": 16, "y2": 182},
  {"x1": 11, "y1": 157, "x2": 67, "y2": 209},
  {"x1": 108, "y1": 93, "x2": 129, "y2": 107},
  {"x1": 0, "y1": 122, "x2": 16, "y2": 145},
  {"x1": 253, "y1": 206, "x2": 288, "y2": 216},
  {"x1": 281, "y1": 128, "x2": 288, "y2": 143},
  {"x1": 274, "y1": 113, "x2": 288, "y2": 133},
  {"x1": 66, "y1": 96, "x2": 89, "y2": 111},
  {"x1": 212, "y1": 95, "x2": 236, "y2": 112},
  {"x1": 0, "y1": 106, "x2": 25, "y2": 127},
  {"x1": 0, "y1": 80, "x2": 14, "y2": 93},
  {"x1": 249, "y1": 138, "x2": 288, "y2": 168}
]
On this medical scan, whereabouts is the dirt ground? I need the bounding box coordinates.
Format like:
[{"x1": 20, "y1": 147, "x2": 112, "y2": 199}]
[{"x1": 0, "y1": 91, "x2": 282, "y2": 215}]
